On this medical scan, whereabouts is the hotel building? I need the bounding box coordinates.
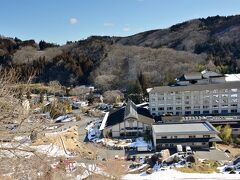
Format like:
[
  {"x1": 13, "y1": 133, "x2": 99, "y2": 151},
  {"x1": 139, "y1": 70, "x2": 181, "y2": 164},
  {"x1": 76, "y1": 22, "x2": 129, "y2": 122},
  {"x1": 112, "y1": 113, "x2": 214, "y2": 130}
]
[{"x1": 149, "y1": 71, "x2": 240, "y2": 116}]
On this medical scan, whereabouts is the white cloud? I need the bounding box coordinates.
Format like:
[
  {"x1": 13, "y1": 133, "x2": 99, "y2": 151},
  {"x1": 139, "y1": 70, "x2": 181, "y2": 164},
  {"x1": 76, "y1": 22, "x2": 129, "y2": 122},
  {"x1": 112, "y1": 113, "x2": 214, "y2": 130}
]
[
  {"x1": 69, "y1": 18, "x2": 78, "y2": 25},
  {"x1": 103, "y1": 22, "x2": 115, "y2": 27},
  {"x1": 123, "y1": 27, "x2": 130, "y2": 32}
]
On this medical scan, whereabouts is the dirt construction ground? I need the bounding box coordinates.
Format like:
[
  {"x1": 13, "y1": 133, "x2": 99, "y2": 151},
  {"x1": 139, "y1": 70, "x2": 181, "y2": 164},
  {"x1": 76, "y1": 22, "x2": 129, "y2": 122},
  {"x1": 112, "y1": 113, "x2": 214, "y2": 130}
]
[{"x1": 216, "y1": 144, "x2": 240, "y2": 158}]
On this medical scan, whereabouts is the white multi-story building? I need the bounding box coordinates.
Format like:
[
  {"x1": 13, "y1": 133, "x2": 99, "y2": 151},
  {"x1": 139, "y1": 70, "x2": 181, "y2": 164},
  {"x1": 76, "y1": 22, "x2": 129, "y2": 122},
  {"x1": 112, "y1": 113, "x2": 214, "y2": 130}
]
[{"x1": 149, "y1": 81, "x2": 240, "y2": 116}]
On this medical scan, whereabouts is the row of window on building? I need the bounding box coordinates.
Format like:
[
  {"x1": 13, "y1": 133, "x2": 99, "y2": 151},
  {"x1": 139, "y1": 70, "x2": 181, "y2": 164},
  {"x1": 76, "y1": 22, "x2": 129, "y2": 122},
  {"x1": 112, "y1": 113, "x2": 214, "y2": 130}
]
[
  {"x1": 152, "y1": 109, "x2": 238, "y2": 116},
  {"x1": 156, "y1": 142, "x2": 207, "y2": 148},
  {"x1": 152, "y1": 104, "x2": 238, "y2": 111},
  {"x1": 151, "y1": 95, "x2": 239, "y2": 102},
  {"x1": 160, "y1": 135, "x2": 210, "y2": 139}
]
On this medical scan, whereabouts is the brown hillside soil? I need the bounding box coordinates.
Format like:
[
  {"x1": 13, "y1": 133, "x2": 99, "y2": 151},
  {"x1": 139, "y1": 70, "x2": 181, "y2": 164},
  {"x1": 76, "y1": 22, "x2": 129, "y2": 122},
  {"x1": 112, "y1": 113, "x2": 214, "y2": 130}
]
[
  {"x1": 33, "y1": 126, "x2": 95, "y2": 158},
  {"x1": 216, "y1": 144, "x2": 240, "y2": 158}
]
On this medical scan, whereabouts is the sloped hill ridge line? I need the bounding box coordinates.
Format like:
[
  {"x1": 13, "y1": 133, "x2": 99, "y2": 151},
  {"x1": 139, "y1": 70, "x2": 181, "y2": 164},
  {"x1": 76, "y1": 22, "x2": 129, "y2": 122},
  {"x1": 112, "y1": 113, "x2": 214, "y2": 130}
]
[{"x1": 0, "y1": 15, "x2": 240, "y2": 89}]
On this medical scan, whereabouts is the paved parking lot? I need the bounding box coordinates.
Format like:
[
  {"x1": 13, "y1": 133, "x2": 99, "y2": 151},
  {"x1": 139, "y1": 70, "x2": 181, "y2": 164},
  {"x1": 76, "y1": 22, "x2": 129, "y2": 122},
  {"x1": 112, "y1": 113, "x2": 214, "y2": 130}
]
[{"x1": 194, "y1": 149, "x2": 230, "y2": 161}]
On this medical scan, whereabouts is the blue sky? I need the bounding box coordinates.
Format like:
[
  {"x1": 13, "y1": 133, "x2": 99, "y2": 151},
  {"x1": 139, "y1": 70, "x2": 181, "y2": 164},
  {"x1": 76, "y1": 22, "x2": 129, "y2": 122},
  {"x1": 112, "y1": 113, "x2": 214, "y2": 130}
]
[{"x1": 1, "y1": 0, "x2": 240, "y2": 44}]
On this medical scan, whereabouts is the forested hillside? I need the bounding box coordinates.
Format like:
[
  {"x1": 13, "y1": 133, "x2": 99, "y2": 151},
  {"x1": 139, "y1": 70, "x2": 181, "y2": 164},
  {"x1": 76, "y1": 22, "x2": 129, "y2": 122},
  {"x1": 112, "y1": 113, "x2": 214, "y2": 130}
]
[{"x1": 0, "y1": 15, "x2": 240, "y2": 90}]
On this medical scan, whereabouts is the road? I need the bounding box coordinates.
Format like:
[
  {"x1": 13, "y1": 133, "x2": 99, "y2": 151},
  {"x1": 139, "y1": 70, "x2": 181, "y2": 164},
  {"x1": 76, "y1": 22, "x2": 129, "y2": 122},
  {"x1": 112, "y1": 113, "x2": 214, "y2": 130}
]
[
  {"x1": 123, "y1": 169, "x2": 240, "y2": 180},
  {"x1": 77, "y1": 115, "x2": 97, "y2": 142},
  {"x1": 74, "y1": 112, "x2": 126, "y2": 159},
  {"x1": 49, "y1": 111, "x2": 125, "y2": 159}
]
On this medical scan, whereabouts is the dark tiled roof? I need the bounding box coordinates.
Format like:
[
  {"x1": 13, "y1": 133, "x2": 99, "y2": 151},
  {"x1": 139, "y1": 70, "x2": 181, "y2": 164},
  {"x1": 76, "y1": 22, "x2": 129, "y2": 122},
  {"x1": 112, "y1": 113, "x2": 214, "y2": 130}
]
[
  {"x1": 106, "y1": 107, "x2": 125, "y2": 127},
  {"x1": 105, "y1": 105, "x2": 154, "y2": 127},
  {"x1": 137, "y1": 107, "x2": 153, "y2": 119}
]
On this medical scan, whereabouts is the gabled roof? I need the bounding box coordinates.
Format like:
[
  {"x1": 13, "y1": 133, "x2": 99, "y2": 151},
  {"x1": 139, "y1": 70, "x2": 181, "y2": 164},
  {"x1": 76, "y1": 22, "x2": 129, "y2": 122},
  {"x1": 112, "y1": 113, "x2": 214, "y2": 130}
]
[
  {"x1": 124, "y1": 100, "x2": 138, "y2": 120},
  {"x1": 105, "y1": 102, "x2": 154, "y2": 128},
  {"x1": 105, "y1": 107, "x2": 125, "y2": 127},
  {"x1": 137, "y1": 107, "x2": 155, "y2": 125}
]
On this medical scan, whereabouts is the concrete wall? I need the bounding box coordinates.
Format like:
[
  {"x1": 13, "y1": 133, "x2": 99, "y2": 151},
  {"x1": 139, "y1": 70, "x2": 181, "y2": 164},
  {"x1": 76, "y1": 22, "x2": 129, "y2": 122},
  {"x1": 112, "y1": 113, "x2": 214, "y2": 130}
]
[{"x1": 155, "y1": 142, "x2": 209, "y2": 151}]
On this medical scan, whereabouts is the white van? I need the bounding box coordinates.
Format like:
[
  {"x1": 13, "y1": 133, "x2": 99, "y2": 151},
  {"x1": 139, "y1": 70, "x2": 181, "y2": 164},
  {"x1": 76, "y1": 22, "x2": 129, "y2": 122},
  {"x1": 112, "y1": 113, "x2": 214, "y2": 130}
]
[
  {"x1": 186, "y1": 146, "x2": 193, "y2": 155},
  {"x1": 177, "y1": 145, "x2": 184, "y2": 155}
]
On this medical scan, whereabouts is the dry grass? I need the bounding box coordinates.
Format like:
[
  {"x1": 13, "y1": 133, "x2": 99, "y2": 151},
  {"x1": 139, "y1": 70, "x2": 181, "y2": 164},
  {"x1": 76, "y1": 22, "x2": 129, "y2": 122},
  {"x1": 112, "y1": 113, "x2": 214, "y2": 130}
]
[
  {"x1": 97, "y1": 159, "x2": 128, "y2": 179},
  {"x1": 177, "y1": 160, "x2": 220, "y2": 174},
  {"x1": 12, "y1": 83, "x2": 64, "y2": 94},
  {"x1": 0, "y1": 176, "x2": 13, "y2": 180}
]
